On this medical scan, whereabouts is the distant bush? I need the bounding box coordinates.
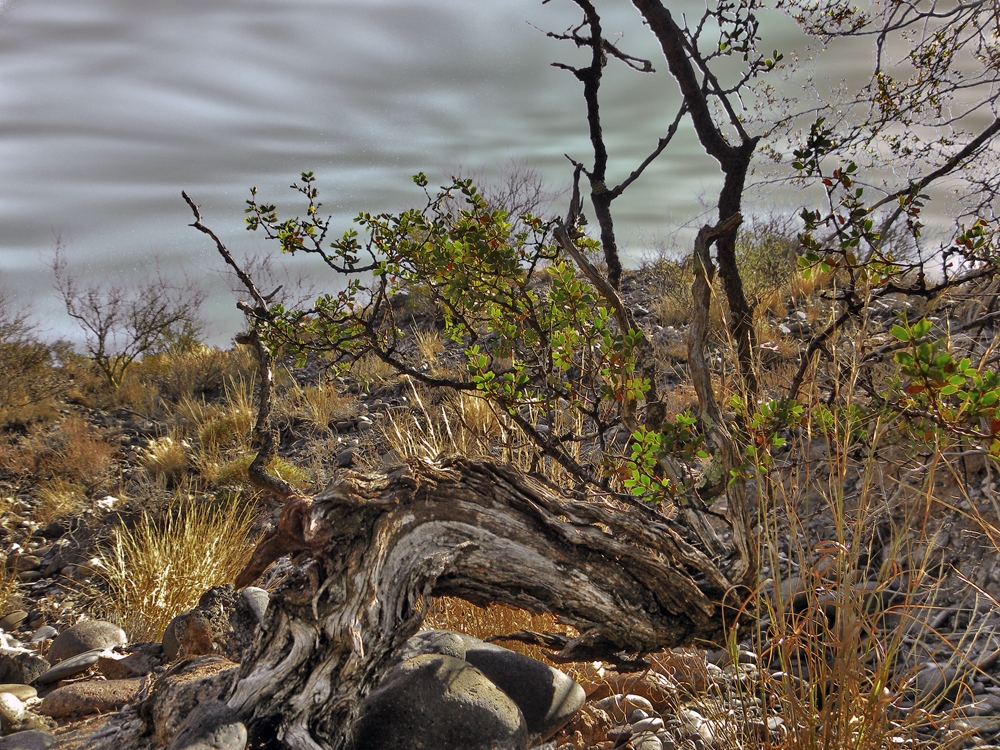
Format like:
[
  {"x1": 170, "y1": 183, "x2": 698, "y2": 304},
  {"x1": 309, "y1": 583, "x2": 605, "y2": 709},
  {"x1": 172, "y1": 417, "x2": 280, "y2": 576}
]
[{"x1": 0, "y1": 292, "x2": 63, "y2": 428}]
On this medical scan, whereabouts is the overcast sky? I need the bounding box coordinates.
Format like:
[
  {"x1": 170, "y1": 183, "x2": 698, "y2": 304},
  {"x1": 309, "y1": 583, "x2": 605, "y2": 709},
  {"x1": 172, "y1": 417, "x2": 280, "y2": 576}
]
[{"x1": 0, "y1": 0, "x2": 822, "y2": 344}]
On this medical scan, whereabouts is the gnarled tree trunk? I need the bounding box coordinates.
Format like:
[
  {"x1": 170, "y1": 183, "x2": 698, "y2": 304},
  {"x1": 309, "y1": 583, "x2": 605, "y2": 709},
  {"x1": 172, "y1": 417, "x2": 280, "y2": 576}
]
[{"x1": 225, "y1": 456, "x2": 754, "y2": 750}]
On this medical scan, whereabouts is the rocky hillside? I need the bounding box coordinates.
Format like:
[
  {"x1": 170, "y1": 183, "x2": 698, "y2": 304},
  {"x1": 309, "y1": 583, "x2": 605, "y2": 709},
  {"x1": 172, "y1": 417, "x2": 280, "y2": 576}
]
[{"x1": 0, "y1": 264, "x2": 999, "y2": 749}]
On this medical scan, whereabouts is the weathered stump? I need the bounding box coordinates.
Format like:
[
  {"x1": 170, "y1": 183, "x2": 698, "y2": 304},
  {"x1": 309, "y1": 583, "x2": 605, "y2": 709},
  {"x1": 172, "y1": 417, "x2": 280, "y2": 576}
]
[{"x1": 225, "y1": 456, "x2": 754, "y2": 749}]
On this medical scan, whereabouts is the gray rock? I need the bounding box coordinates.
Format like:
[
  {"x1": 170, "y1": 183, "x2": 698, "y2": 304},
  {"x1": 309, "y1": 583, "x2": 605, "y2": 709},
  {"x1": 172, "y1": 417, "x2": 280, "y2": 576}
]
[
  {"x1": 0, "y1": 650, "x2": 49, "y2": 685},
  {"x1": 34, "y1": 647, "x2": 104, "y2": 685},
  {"x1": 910, "y1": 663, "x2": 961, "y2": 703},
  {"x1": 454, "y1": 632, "x2": 585, "y2": 742},
  {"x1": 27, "y1": 627, "x2": 56, "y2": 644},
  {"x1": 0, "y1": 731, "x2": 57, "y2": 750},
  {"x1": 167, "y1": 699, "x2": 247, "y2": 750},
  {"x1": 238, "y1": 587, "x2": 269, "y2": 625},
  {"x1": 353, "y1": 653, "x2": 528, "y2": 750},
  {"x1": 594, "y1": 694, "x2": 654, "y2": 722},
  {"x1": 46, "y1": 620, "x2": 126, "y2": 664},
  {"x1": 395, "y1": 630, "x2": 468, "y2": 664},
  {"x1": 633, "y1": 717, "x2": 665, "y2": 734},
  {"x1": 633, "y1": 733, "x2": 664, "y2": 750},
  {"x1": 399, "y1": 631, "x2": 585, "y2": 741},
  {"x1": 0, "y1": 612, "x2": 27, "y2": 632}
]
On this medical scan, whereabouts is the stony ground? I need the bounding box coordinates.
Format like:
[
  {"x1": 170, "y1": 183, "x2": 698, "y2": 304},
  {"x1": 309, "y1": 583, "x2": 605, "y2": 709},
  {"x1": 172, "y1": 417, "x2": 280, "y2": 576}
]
[{"x1": 0, "y1": 267, "x2": 999, "y2": 748}]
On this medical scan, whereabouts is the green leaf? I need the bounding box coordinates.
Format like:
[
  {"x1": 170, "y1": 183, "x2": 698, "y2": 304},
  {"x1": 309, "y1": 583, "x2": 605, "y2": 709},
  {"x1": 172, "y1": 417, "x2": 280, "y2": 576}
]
[{"x1": 890, "y1": 324, "x2": 910, "y2": 342}]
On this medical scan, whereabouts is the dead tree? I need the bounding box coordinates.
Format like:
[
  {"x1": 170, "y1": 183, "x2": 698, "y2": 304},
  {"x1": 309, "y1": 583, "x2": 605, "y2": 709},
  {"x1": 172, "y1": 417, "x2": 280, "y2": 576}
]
[{"x1": 225, "y1": 456, "x2": 750, "y2": 750}]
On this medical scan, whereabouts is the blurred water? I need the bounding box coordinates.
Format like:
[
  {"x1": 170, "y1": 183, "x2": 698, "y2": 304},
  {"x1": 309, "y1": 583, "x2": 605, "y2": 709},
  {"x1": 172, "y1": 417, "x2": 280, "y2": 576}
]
[{"x1": 0, "y1": 0, "x2": 819, "y2": 344}]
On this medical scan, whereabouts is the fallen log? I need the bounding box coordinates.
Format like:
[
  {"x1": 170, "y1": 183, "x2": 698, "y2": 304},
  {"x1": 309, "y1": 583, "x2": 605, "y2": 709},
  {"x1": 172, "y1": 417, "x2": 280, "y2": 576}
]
[{"x1": 224, "y1": 455, "x2": 754, "y2": 749}]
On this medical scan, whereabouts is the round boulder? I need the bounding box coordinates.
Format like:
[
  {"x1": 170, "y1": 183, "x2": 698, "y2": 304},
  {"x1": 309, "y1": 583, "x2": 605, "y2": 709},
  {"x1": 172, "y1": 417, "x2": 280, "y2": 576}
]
[
  {"x1": 436, "y1": 631, "x2": 586, "y2": 742},
  {"x1": 46, "y1": 621, "x2": 126, "y2": 665},
  {"x1": 352, "y1": 653, "x2": 528, "y2": 750}
]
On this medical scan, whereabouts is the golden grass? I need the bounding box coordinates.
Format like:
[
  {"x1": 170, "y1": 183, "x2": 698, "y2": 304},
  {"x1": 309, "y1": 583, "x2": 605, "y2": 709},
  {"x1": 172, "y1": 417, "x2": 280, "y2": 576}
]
[
  {"x1": 142, "y1": 434, "x2": 190, "y2": 484},
  {"x1": 112, "y1": 344, "x2": 256, "y2": 416},
  {"x1": 198, "y1": 454, "x2": 311, "y2": 491},
  {"x1": 0, "y1": 565, "x2": 21, "y2": 619},
  {"x1": 351, "y1": 354, "x2": 396, "y2": 390},
  {"x1": 34, "y1": 477, "x2": 89, "y2": 524},
  {"x1": 382, "y1": 386, "x2": 501, "y2": 461},
  {"x1": 197, "y1": 376, "x2": 256, "y2": 453},
  {"x1": 283, "y1": 379, "x2": 356, "y2": 434},
  {"x1": 424, "y1": 597, "x2": 578, "y2": 664},
  {"x1": 380, "y1": 382, "x2": 582, "y2": 484},
  {"x1": 413, "y1": 327, "x2": 445, "y2": 371},
  {"x1": 88, "y1": 497, "x2": 260, "y2": 642}
]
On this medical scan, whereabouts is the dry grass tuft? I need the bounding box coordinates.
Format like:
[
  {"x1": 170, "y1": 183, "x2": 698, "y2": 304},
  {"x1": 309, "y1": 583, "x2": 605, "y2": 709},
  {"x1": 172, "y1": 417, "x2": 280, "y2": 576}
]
[
  {"x1": 198, "y1": 454, "x2": 311, "y2": 492},
  {"x1": 741, "y1": 360, "x2": 963, "y2": 750},
  {"x1": 424, "y1": 597, "x2": 578, "y2": 663},
  {"x1": 88, "y1": 497, "x2": 260, "y2": 641},
  {"x1": 0, "y1": 565, "x2": 22, "y2": 618},
  {"x1": 412, "y1": 328, "x2": 445, "y2": 372},
  {"x1": 34, "y1": 477, "x2": 89, "y2": 523},
  {"x1": 196, "y1": 376, "x2": 256, "y2": 454},
  {"x1": 110, "y1": 344, "x2": 256, "y2": 417},
  {"x1": 1, "y1": 416, "x2": 113, "y2": 488},
  {"x1": 284, "y1": 379, "x2": 356, "y2": 435},
  {"x1": 352, "y1": 354, "x2": 397, "y2": 390},
  {"x1": 142, "y1": 435, "x2": 190, "y2": 484}
]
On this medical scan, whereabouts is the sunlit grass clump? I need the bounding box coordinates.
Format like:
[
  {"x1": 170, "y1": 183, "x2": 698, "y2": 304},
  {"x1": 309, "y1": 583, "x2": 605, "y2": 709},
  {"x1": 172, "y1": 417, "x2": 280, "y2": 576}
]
[{"x1": 90, "y1": 498, "x2": 260, "y2": 641}]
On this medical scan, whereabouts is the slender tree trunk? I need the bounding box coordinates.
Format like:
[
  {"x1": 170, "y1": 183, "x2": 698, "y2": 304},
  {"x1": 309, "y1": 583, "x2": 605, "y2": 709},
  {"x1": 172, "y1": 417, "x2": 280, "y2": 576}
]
[
  {"x1": 631, "y1": 0, "x2": 760, "y2": 397},
  {"x1": 226, "y1": 456, "x2": 752, "y2": 749}
]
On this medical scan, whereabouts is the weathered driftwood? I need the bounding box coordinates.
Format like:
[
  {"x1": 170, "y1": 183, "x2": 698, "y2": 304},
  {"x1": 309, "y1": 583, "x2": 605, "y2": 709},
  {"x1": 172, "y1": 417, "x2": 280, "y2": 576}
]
[{"x1": 225, "y1": 456, "x2": 754, "y2": 750}]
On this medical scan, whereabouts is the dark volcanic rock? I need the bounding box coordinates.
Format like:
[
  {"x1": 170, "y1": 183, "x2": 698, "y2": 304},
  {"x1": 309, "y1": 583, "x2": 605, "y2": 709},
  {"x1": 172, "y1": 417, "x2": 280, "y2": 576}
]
[
  {"x1": 34, "y1": 648, "x2": 103, "y2": 685},
  {"x1": 352, "y1": 653, "x2": 528, "y2": 750},
  {"x1": 0, "y1": 649, "x2": 49, "y2": 685},
  {"x1": 400, "y1": 630, "x2": 585, "y2": 742},
  {"x1": 162, "y1": 585, "x2": 263, "y2": 664},
  {"x1": 458, "y1": 633, "x2": 585, "y2": 741}
]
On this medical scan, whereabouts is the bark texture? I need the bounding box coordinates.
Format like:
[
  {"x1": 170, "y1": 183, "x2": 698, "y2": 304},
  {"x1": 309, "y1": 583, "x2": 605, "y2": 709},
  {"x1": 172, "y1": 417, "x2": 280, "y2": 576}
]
[{"x1": 226, "y1": 456, "x2": 751, "y2": 750}]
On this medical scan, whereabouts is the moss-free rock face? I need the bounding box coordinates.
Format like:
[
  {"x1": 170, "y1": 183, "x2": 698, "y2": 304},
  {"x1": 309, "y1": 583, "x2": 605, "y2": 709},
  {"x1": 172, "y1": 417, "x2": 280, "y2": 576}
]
[
  {"x1": 46, "y1": 621, "x2": 126, "y2": 665},
  {"x1": 0, "y1": 650, "x2": 48, "y2": 686},
  {"x1": 38, "y1": 677, "x2": 143, "y2": 718},
  {"x1": 457, "y1": 633, "x2": 586, "y2": 742},
  {"x1": 351, "y1": 653, "x2": 529, "y2": 750},
  {"x1": 161, "y1": 585, "x2": 267, "y2": 664},
  {"x1": 353, "y1": 630, "x2": 586, "y2": 749}
]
